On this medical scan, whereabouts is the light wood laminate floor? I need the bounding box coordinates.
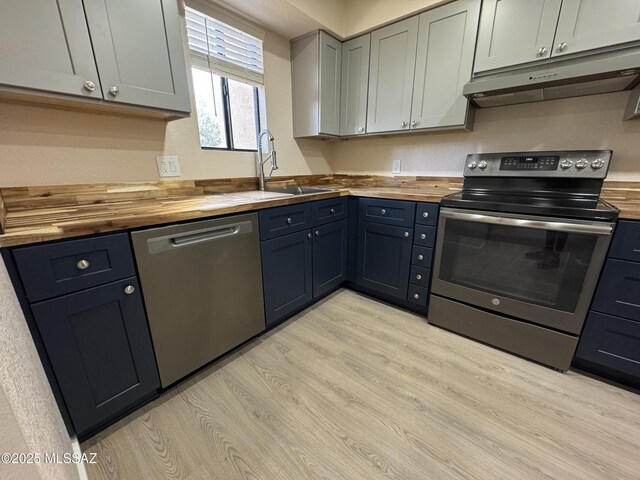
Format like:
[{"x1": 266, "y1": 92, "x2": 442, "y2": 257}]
[{"x1": 83, "y1": 289, "x2": 640, "y2": 480}]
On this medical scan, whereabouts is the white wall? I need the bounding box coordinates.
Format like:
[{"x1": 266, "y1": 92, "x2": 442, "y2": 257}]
[{"x1": 330, "y1": 92, "x2": 640, "y2": 180}]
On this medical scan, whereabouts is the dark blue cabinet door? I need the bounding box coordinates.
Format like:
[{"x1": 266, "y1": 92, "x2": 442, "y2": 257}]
[
  {"x1": 575, "y1": 311, "x2": 640, "y2": 386},
  {"x1": 592, "y1": 259, "x2": 640, "y2": 322},
  {"x1": 355, "y1": 221, "x2": 412, "y2": 300},
  {"x1": 313, "y1": 220, "x2": 348, "y2": 298},
  {"x1": 31, "y1": 277, "x2": 159, "y2": 437},
  {"x1": 261, "y1": 230, "x2": 313, "y2": 327}
]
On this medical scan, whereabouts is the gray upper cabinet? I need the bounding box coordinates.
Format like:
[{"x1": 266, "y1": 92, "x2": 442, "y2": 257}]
[
  {"x1": 0, "y1": 0, "x2": 101, "y2": 99},
  {"x1": 291, "y1": 31, "x2": 342, "y2": 137},
  {"x1": 553, "y1": 0, "x2": 640, "y2": 58},
  {"x1": 474, "y1": 0, "x2": 562, "y2": 73},
  {"x1": 410, "y1": 0, "x2": 480, "y2": 130},
  {"x1": 83, "y1": 0, "x2": 190, "y2": 113},
  {"x1": 367, "y1": 17, "x2": 419, "y2": 133},
  {"x1": 340, "y1": 34, "x2": 371, "y2": 136}
]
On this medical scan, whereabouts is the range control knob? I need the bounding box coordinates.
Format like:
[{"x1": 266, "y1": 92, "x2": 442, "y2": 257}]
[
  {"x1": 477, "y1": 161, "x2": 488, "y2": 170},
  {"x1": 467, "y1": 161, "x2": 478, "y2": 170},
  {"x1": 591, "y1": 158, "x2": 605, "y2": 170},
  {"x1": 560, "y1": 159, "x2": 573, "y2": 170},
  {"x1": 575, "y1": 159, "x2": 588, "y2": 170}
]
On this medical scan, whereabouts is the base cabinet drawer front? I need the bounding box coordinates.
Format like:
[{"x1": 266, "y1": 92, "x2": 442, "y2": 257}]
[
  {"x1": 415, "y1": 203, "x2": 439, "y2": 226},
  {"x1": 412, "y1": 246, "x2": 433, "y2": 267},
  {"x1": 608, "y1": 220, "x2": 640, "y2": 263},
  {"x1": 358, "y1": 198, "x2": 416, "y2": 227},
  {"x1": 13, "y1": 233, "x2": 135, "y2": 302},
  {"x1": 407, "y1": 285, "x2": 429, "y2": 307},
  {"x1": 575, "y1": 312, "x2": 640, "y2": 385},
  {"x1": 592, "y1": 259, "x2": 640, "y2": 322},
  {"x1": 311, "y1": 197, "x2": 348, "y2": 226},
  {"x1": 409, "y1": 265, "x2": 431, "y2": 288},
  {"x1": 313, "y1": 220, "x2": 348, "y2": 298},
  {"x1": 355, "y1": 221, "x2": 412, "y2": 300},
  {"x1": 31, "y1": 277, "x2": 159, "y2": 436},
  {"x1": 413, "y1": 225, "x2": 437, "y2": 247},
  {"x1": 262, "y1": 230, "x2": 313, "y2": 327},
  {"x1": 259, "y1": 203, "x2": 312, "y2": 240}
]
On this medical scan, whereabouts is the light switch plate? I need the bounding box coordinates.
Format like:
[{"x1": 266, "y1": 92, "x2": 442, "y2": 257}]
[
  {"x1": 156, "y1": 156, "x2": 181, "y2": 177},
  {"x1": 391, "y1": 159, "x2": 401, "y2": 174}
]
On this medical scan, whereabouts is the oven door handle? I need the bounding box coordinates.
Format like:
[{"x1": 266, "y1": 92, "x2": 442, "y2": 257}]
[{"x1": 441, "y1": 210, "x2": 613, "y2": 235}]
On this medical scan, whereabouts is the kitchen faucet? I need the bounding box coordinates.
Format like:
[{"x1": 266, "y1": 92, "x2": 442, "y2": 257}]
[{"x1": 256, "y1": 129, "x2": 277, "y2": 190}]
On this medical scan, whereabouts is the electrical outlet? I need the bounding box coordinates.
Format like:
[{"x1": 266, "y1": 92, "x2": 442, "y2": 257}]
[
  {"x1": 392, "y1": 159, "x2": 401, "y2": 174},
  {"x1": 156, "y1": 156, "x2": 181, "y2": 177}
]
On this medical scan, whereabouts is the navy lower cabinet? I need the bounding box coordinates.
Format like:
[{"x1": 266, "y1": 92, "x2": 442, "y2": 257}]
[
  {"x1": 313, "y1": 219, "x2": 348, "y2": 298},
  {"x1": 355, "y1": 221, "x2": 413, "y2": 300},
  {"x1": 574, "y1": 219, "x2": 640, "y2": 389},
  {"x1": 261, "y1": 229, "x2": 314, "y2": 327},
  {"x1": 31, "y1": 277, "x2": 159, "y2": 437}
]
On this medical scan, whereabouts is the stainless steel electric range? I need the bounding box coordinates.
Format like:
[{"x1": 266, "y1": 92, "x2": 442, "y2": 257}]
[{"x1": 429, "y1": 150, "x2": 619, "y2": 371}]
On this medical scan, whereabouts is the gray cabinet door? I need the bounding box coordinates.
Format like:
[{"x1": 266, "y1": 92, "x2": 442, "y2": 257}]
[
  {"x1": 553, "y1": 0, "x2": 640, "y2": 58},
  {"x1": 474, "y1": 0, "x2": 562, "y2": 73},
  {"x1": 367, "y1": 17, "x2": 419, "y2": 133},
  {"x1": 340, "y1": 34, "x2": 370, "y2": 136},
  {"x1": 0, "y1": 0, "x2": 100, "y2": 99},
  {"x1": 411, "y1": 0, "x2": 480, "y2": 130},
  {"x1": 319, "y1": 31, "x2": 342, "y2": 136},
  {"x1": 83, "y1": 0, "x2": 190, "y2": 112}
]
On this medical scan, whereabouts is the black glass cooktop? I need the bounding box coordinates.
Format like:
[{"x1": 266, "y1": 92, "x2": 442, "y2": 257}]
[{"x1": 442, "y1": 191, "x2": 619, "y2": 221}]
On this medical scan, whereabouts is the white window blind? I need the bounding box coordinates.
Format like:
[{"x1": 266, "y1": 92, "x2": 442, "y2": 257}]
[{"x1": 186, "y1": 7, "x2": 264, "y2": 86}]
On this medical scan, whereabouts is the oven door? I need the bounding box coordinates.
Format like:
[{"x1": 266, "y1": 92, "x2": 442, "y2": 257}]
[{"x1": 432, "y1": 208, "x2": 614, "y2": 334}]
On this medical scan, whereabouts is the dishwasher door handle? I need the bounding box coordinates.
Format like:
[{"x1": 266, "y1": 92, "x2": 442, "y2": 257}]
[{"x1": 146, "y1": 220, "x2": 253, "y2": 254}]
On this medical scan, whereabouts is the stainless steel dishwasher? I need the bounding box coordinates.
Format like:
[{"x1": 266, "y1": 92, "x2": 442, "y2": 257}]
[{"x1": 131, "y1": 213, "x2": 264, "y2": 388}]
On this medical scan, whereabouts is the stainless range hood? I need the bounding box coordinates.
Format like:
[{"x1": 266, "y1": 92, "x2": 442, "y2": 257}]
[{"x1": 463, "y1": 46, "x2": 640, "y2": 108}]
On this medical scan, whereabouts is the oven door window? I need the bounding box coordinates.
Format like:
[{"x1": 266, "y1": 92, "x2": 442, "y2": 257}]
[{"x1": 439, "y1": 219, "x2": 597, "y2": 312}]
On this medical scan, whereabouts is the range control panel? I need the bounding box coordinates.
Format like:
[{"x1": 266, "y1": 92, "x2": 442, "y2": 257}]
[{"x1": 464, "y1": 150, "x2": 612, "y2": 179}]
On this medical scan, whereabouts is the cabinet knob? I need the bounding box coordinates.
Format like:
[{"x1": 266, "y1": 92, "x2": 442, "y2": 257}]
[
  {"x1": 358, "y1": 126, "x2": 365, "y2": 133},
  {"x1": 413, "y1": 293, "x2": 420, "y2": 299},
  {"x1": 422, "y1": 212, "x2": 429, "y2": 218},
  {"x1": 416, "y1": 274, "x2": 422, "y2": 280},
  {"x1": 404, "y1": 232, "x2": 409, "y2": 237},
  {"x1": 411, "y1": 120, "x2": 418, "y2": 128},
  {"x1": 287, "y1": 217, "x2": 293, "y2": 224},
  {"x1": 124, "y1": 285, "x2": 135, "y2": 295},
  {"x1": 401, "y1": 121, "x2": 407, "y2": 129},
  {"x1": 76, "y1": 259, "x2": 90, "y2": 270},
  {"x1": 557, "y1": 42, "x2": 567, "y2": 52},
  {"x1": 330, "y1": 208, "x2": 335, "y2": 214},
  {"x1": 83, "y1": 80, "x2": 96, "y2": 92},
  {"x1": 307, "y1": 233, "x2": 312, "y2": 239},
  {"x1": 420, "y1": 233, "x2": 426, "y2": 240},
  {"x1": 537, "y1": 46, "x2": 548, "y2": 57},
  {"x1": 417, "y1": 254, "x2": 424, "y2": 260},
  {"x1": 315, "y1": 230, "x2": 320, "y2": 236},
  {"x1": 381, "y1": 209, "x2": 386, "y2": 215},
  {"x1": 108, "y1": 85, "x2": 119, "y2": 96}
]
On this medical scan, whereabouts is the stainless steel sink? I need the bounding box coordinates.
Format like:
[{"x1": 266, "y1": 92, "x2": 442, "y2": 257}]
[{"x1": 267, "y1": 186, "x2": 334, "y2": 195}]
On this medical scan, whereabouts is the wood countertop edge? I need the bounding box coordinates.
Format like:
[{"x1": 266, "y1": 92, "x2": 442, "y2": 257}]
[{"x1": 0, "y1": 187, "x2": 637, "y2": 247}]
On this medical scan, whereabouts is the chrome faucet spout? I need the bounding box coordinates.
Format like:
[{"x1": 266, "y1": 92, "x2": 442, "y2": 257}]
[{"x1": 257, "y1": 129, "x2": 277, "y2": 190}]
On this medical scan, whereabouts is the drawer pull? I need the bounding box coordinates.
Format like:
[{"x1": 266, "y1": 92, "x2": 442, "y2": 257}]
[
  {"x1": 381, "y1": 209, "x2": 386, "y2": 215},
  {"x1": 76, "y1": 259, "x2": 90, "y2": 270},
  {"x1": 420, "y1": 233, "x2": 426, "y2": 240},
  {"x1": 330, "y1": 208, "x2": 335, "y2": 214},
  {"x1": 315, "y1": 230, "x2": 320, "y2": 236},
  {"x1": 422, "y1": 212, "x2": 429, "y2": 218},
  {"x1": 404, "y1": 232, "x2": 409, "y2": 238},
  {"x1": 287, "y1": 217, "x2": 293, "y2": 224},
  {"x1": 124, "y1": 285, "x2": 135, "y2": 295},
  {"x1": 307, "y1": 233, "x2": 312, "y2": 239},
  {"x1": 416, "y1": 274, "x2": 422, "y2": 280},
  {"x1": 413, "y1": 293, "x2": 420, "y2": 299},
  {"x1": 417, "y1": 254, "x2": 424, "y2": 261}
]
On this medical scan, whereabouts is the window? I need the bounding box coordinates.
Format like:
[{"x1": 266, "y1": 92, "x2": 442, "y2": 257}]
[{"x1": 186, "y1": 7, "x2": 265, "y2": 151}]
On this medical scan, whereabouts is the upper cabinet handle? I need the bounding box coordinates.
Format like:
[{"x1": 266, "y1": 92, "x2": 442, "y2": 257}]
[
  {"x1": 83, "y1": 81, "x2": 95, "y2": 93},
  {"x1": 108, "y1": 85, "x2": 120, "y2": 97},
  {"x1": 401, "y1": 121, "x2": 408, "y2": 129},
  {"x1": 537, "y1": 47, "x2": 548, "y2": 57},
  {"x1": 557, "y1": 42, "x2": 567, "y2": 52}
]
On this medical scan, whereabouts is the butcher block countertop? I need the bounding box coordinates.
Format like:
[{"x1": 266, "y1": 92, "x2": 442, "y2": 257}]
[{"x1": 0, "y1": 175, "x2": 638, "y2": 247}]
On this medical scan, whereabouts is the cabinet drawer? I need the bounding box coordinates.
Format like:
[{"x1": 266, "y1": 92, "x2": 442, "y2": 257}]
[
  {"x1": 415, "y1": 203, "x2": 439, "y2": 226},
  {"x1": 13, "y1": 233, "x2": 135, "y2": 302},
  {"x1": 311, "y1": 197, "x2": 348, "y2": 226},
  {"x1": 592, "y1": 259, "x2": 640, "y2": 322},
  {"x1": 412, "y1": 246, "x2": 433, "y2": 267},
  {"x1": 407, "y1": 285, "x2": 429, "y2": 307},
  {"x1": 413, "y1": 225, "x2": 437, "y2": 247},
  {"x1": 409, "y1": 265, "x2": 431, "y2": 287},
  {"x1": 259, "y1": 203, "x2": 312, "y2": 240},
  {"x1": 574, "y1": 311, "x2": 640, "y2": 386},
  {"x1": 609, "y1": 220, "x2": 640, "y2": 263},
  {"x1": 358, "y1": 198, "x2": 415, "y2": 227}
]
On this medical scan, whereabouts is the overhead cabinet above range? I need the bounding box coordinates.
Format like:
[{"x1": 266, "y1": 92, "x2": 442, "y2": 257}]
[{"x1": 0, "y1": 0, "x2": 190, "y2": 117}]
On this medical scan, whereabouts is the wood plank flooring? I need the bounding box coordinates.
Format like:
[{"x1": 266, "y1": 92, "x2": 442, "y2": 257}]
[{"x1": 82, "y1": 289, "x2": 640, "y2": 480}]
